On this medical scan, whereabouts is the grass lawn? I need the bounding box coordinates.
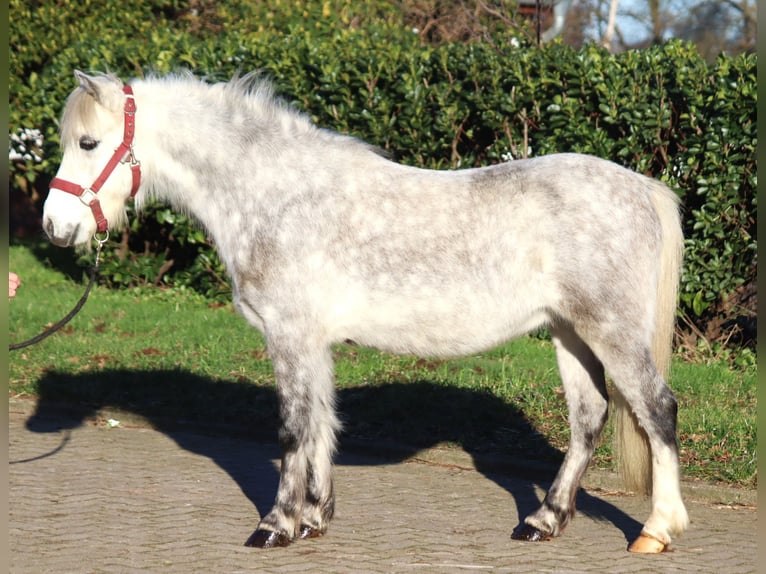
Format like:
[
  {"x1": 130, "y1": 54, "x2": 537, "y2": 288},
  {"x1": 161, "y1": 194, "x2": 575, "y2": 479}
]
[{"x1": 8, "y1": 241, "x2": 757, "y2": 489}]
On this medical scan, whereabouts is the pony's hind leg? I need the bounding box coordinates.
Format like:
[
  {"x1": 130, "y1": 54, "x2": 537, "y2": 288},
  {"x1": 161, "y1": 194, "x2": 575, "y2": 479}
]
[
  {"x1": 245, "y1": 338, "x2": 339, "y2": 548},
  {"x1": 594, "y1": 342, "x2": 689, "y2": 552},
  {"x1": 513, "y1": 325, "x2": 609, "y2": 542}
]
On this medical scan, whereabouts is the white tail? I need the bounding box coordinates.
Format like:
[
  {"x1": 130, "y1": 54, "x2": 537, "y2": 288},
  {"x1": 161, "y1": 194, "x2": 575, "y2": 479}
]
[{"x1": 614, "y1": 181, "x2": 683, "y2": 495}]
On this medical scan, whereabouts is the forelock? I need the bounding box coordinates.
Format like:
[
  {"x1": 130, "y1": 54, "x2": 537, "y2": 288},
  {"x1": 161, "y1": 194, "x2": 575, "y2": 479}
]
[{"x1": 60, "y1": 87, "x2": 101, "y2": 149}]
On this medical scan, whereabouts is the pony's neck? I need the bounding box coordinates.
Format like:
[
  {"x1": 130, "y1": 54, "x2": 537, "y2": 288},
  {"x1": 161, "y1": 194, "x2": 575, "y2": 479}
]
[{"x1": 133, "y1": 77, "x2": 315, "y2": 245}]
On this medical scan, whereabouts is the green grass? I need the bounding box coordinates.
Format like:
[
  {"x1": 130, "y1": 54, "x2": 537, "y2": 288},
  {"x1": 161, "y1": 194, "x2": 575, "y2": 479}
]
[{"x1": 8, "y1": 241, "x2": 757, "y2": 488}]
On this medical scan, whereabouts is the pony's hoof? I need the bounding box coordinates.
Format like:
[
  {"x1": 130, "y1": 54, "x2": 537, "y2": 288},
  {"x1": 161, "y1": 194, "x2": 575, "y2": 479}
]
[
  {"x1": 628, "y1": 533, "x2": 668, "y2": 553},
  {"x1": 244, "y1": 529, "x2": 292, "y2": 548},
  {"x1": 299, "y1": 524, "x2": 324, "y2": 539},
  {"x1": 511, "y1": 524, "x2": 552, "y2": 542}
]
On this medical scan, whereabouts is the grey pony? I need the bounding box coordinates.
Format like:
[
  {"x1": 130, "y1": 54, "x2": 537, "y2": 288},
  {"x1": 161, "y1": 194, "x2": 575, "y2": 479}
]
[{"x1": 42, "y1": 71, "x2": 689, "y2": 553}]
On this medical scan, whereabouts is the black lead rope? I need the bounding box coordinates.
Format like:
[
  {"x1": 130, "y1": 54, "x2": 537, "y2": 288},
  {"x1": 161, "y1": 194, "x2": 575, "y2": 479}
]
[{"x1": 9, "y1": 234, "x2": 108, "y2": 352}]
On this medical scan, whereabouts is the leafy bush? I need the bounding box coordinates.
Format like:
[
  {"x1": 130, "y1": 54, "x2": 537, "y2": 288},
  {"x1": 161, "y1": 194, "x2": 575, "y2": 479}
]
[{"x1": 9, "y1": 0, "x2": 756, "y2": 350}]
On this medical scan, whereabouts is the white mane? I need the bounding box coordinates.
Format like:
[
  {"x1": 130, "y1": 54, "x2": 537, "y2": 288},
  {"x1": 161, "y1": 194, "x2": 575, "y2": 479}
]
[{"x1": 60, "y1": 71, "x2": 378, "y2": 157}]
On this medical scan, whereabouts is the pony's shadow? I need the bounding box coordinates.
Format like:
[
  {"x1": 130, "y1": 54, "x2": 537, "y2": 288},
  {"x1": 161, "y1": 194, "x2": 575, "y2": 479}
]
[{"x1": 22, "y1": 368, "x2": 642, "y2": 544}]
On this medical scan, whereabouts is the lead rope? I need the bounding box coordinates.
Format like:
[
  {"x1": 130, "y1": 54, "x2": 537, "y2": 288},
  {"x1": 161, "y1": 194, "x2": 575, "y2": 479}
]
[{"x1": 9, "y1": 233, "x2": 108, "y2": 351}]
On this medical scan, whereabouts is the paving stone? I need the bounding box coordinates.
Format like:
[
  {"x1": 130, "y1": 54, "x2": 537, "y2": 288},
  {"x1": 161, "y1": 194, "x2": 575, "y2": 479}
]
[{"x1": 9, "y1": 399, "x2": 756, "y2": 573}]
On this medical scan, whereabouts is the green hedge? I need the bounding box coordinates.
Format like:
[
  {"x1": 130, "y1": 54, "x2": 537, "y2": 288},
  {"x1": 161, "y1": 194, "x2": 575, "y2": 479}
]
[{"x1": 9, "y1": 0, "x2": 756, "y2": 348}]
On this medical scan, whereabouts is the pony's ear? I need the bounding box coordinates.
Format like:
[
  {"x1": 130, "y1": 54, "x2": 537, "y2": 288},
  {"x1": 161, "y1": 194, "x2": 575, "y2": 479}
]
[
  {"x1": 74, "y1": 70, "x2": 103, "y2": 101},
  {"x1": 74, "y1": 70, "x2": 123, "y2": 104}
]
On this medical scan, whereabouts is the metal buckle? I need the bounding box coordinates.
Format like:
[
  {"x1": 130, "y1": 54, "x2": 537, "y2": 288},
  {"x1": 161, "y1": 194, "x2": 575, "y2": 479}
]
[
  {"x1": 78, "y1": 187, "x2": 98, "y2": 206},
  {"x1": 121, "y1": 146, "x2": 140, "y2": 166}
]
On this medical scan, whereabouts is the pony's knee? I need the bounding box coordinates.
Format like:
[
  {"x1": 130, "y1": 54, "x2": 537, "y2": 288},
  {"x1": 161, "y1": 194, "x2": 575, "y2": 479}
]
[{"x1": 278, "y1": 422, "x2": 309, "y2": 453}]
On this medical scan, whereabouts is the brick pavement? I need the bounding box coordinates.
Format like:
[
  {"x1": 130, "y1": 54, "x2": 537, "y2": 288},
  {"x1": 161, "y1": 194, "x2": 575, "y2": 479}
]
[{"x1": 9, "y1": 398, "x2": 757, "y2": 573}]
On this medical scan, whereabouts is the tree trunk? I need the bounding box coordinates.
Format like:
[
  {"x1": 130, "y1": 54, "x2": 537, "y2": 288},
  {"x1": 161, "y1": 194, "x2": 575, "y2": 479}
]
[{"x1": 601, "y1": 0, "x2": 620, "y2": 49}]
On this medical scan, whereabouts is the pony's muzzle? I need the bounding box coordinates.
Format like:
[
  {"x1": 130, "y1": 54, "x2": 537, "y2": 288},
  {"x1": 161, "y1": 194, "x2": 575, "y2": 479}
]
[{"x1": 43, "y1": 216, "x2": 81, "y2": 248}]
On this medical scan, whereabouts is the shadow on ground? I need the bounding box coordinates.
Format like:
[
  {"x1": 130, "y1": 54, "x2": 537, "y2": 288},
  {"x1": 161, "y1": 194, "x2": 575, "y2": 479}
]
[{"x1": 22, "y1": 368, "x2": 642, "y2": 546}]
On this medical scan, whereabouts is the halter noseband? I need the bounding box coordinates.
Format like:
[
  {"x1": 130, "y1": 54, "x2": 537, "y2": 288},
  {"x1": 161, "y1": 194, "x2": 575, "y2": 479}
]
[{"x1": 49, "y1": 85, "x2": 141, "y2": 234}]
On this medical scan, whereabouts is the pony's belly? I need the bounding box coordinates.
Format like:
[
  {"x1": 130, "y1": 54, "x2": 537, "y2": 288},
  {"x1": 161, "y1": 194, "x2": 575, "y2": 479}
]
[{"x1": 333, "y1": 296, "x2": 550, "y2": 357}]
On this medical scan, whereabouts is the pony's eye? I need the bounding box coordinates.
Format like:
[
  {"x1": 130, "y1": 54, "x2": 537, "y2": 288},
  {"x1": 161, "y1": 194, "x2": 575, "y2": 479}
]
[{"x1": 79, "y1": 136, "x2": 100, "y2": 151}]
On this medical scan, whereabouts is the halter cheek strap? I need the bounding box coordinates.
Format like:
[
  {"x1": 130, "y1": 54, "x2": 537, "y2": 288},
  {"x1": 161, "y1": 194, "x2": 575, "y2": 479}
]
[{"x1": 50, "y1": 85, "x2": 141, "y2": 234}]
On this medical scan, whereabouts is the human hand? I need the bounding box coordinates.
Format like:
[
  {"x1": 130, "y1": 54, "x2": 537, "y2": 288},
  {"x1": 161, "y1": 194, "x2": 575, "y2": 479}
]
[{"x1": 9, "y1": 272, "x2": 21, "y2": 298}]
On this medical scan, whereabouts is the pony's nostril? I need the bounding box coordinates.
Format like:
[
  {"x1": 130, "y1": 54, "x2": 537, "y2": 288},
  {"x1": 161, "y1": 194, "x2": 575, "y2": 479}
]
[
  {"x1": 44, "y1": 218, "x2": 55, "y2": 239},
  {"x1": 43, "y1": 219, "x2": 77, "y2": 247}
]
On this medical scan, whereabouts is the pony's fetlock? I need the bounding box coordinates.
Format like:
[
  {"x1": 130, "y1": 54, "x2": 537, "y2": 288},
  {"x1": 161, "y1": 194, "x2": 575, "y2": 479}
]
[{"x1": 300, "y1": 506, "x2": 332, "y2": 538}]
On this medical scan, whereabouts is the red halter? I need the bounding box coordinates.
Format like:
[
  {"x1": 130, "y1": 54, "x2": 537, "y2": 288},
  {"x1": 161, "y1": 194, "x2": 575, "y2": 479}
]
[{"x1": 49, "y1": 85, "x2": 141, "y2": 234}]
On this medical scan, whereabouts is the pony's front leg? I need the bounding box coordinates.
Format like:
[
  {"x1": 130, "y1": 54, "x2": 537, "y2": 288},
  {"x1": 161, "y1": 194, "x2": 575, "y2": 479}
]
[
  {"x1": 513, "y1": 327, "x2": 609, "y2": 542},
  {"x1": 245, "y1": 339, "x2": 339, "y2": 548}
]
